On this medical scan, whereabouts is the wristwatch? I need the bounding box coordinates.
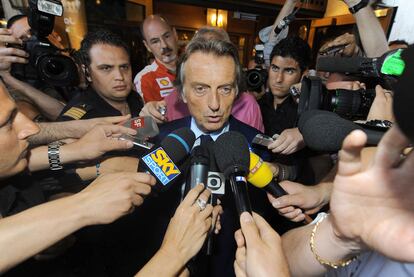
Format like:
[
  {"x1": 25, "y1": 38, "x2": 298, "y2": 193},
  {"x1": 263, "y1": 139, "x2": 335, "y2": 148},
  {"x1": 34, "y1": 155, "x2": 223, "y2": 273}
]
[
  {"x1": 349, "y1": 0, "x2": 370, "y2": 14},
  {"x1": 48, "y1": 141, "x2": 65, "y2": 171}
]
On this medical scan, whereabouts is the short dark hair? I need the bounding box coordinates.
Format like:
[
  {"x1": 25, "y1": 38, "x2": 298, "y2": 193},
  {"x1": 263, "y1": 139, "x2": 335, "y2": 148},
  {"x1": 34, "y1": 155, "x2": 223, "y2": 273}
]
[
  {"x1": 175, "y1": 38, "x2": 242, "y2": 95},
  {"x1": 7, "y1": 14, "x2": 27, "y2": 29},
  {"x1": 270, "y1": 36, "x2": 311, "y2": 73},
  {"x1": 79, "y1": 29, "x2": 130, "y2": 66}
]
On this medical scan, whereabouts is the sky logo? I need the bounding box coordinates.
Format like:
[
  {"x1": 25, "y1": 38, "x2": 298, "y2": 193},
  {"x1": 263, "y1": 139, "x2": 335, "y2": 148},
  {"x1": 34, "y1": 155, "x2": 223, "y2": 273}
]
[{"x1": 142, "y1": 147, "x2": 180, "y2": 186}]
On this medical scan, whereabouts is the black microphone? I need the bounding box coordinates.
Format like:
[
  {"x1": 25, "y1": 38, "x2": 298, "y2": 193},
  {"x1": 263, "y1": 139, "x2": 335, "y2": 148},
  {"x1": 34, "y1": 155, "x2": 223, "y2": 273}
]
[
  {"x1": 316, "y1": 49, "x2": 405, "y2": 81},
  {"x1": 138, "y1": 127, "x2": 195, "y2": 191},
  {"x1": 214, "y1": 131, "x2": 252, "y2": 215},
  {"x1": 189, "y1": 145, "x2": 210, "y2": 189},
  {"x1": 394, "y1": 45, "x2": 414, "y2": 142},
  {"x1": 298, "y1": 110, "x2": 385, "y2": 152}
]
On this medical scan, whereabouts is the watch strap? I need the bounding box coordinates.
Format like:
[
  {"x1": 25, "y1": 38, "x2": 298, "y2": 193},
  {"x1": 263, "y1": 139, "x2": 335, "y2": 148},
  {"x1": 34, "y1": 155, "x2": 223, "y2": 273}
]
[
  {"x1": 48, "y1": 142, "x2": 63, "y2": 171},
  {"x1": 349, "y1": 0, "x2": 370, "y2": 14}
]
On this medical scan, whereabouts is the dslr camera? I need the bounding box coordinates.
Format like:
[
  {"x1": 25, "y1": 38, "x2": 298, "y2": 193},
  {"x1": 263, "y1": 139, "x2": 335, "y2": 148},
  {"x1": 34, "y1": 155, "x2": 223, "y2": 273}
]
[
  {"x1": 245, "y1": 44, "x2": 268, "y2": 92},
  {"x1": 11, "y1": 0, "x2": 79, "y2": 87},
  {"x1": 297, "y1": 76, "x2": 376, "y2": 121}
]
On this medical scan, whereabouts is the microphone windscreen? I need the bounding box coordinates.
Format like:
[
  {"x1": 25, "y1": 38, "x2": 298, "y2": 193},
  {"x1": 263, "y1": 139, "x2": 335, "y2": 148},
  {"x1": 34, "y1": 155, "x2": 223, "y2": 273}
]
[
  {"x1": 393, "y1": 45, "x2": 414, "y2": 142},
  {"x1": 161, "y1": 127, "x2": 195, "y2": 163},
  {"x1": 316, "y1": 56, "x2": 365, "y2": 74},
  {"x1": 298, "y1": 110, "x2": 360, "y2": 152},
  {"x1": 247, "y1": 152, "x2": 273, "y2": 188},
  {"x1": 190, "y1": 145, "x2": 210, "y2": 165},
  {"x1": 214, "y1": 131, "x2": 250, "y2": 178}
]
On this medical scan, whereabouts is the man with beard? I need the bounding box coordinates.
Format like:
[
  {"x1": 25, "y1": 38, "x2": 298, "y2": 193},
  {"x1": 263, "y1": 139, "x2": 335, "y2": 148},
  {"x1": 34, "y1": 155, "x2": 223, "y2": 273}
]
[{"x1": 134, "y1": 15, "x2": 179, "y2": 103}]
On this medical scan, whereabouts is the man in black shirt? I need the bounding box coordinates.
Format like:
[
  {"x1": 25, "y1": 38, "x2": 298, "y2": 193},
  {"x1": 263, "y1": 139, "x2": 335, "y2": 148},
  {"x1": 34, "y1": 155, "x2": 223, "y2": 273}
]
[
  {"x1": 58, "y1": 29, "x2": 143, "y2": 121},
  {"x1": 259, "y1": 36, "x2": 313, "y2": 183}
]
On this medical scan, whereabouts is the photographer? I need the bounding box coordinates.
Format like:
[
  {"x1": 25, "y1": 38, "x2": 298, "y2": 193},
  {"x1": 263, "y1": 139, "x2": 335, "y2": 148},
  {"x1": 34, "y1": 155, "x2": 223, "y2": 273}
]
[
  {"x1": 270, "y1": 81, "x2": 395, "y2": 222},
  {"x1": 258, "y1": 36, "x2": 315, "y2": 184},
  {"x1": 0, "y1": 14, "x2": 69, "y2": 121}
]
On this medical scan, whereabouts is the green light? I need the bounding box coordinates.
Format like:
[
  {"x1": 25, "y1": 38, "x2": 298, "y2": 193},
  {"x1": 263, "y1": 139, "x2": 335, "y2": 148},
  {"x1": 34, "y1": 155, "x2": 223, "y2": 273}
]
[{"x1": 381, "y1": 49, "x2": 406, "y2": 76}]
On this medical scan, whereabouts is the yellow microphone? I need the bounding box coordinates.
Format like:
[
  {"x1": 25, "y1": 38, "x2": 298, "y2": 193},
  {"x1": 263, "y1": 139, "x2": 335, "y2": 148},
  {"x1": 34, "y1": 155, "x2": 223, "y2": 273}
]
[
  {"x1": 247, "y1": 152, "x2": 312, "y2": 224},
  {"x1": 248, "y1": 152, "x2": 288, "y2": 197}
]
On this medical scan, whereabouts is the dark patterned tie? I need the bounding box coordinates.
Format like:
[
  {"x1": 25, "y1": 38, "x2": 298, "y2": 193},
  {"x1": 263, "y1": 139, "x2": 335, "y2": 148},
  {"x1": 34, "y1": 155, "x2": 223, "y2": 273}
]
[{"x1": 199, "y1": 134, "x2": 213, "y2": 145}]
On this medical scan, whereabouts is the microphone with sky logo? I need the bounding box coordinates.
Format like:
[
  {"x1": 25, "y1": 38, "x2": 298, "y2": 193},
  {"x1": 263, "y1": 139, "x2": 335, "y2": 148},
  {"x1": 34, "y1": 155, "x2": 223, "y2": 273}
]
[{"x1": 138, "y1": 127, "x2": 195, "y2": 191}]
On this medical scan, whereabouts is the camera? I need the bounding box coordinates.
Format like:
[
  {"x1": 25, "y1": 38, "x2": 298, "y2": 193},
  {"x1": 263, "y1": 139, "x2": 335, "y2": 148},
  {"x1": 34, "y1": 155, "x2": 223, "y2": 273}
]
[
  {"x1": 245, "y1": 44, "x2": 268, "y2": 92},
  {"x1": 297, "y1": 76, "x2": 376, "y2": 121},
  {"x1": 11, "y1": 0, "x2": 79, "y2": 87}
]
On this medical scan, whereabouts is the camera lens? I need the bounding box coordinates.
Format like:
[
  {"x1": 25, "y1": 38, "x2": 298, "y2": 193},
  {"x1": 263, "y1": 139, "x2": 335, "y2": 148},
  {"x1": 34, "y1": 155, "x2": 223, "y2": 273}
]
[
  {"x1": 45, "y1": 59, "x2": 65, "y2": 75},
  {"x1": 246, "y1": 68, "x2": 267, "y2": 91},
  {"x1": 324, "y1": 89, "x2": 376, "y2": 120},
  {"x1": 37, "y1": 55, "x2": 79, "y2": 86}
]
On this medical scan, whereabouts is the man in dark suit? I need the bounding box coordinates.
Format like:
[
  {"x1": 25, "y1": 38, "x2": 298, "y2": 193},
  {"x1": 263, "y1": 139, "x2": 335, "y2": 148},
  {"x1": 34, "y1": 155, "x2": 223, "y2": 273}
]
[{"x1": 137, "y1": 38, "x2": 280, "y2": 276}]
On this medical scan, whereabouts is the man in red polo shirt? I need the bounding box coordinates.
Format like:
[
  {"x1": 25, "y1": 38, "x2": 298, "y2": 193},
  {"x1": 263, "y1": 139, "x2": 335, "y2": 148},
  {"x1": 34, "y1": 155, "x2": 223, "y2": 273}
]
[{"x1": 134, "y1": 15, "x2": 178, "y2": 103}]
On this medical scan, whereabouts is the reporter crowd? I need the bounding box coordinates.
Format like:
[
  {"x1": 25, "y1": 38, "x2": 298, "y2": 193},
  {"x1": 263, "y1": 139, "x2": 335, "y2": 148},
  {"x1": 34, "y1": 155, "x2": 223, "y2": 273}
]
[{"x1": 0, "y1": 0, "x2": 413, "y2": 276}]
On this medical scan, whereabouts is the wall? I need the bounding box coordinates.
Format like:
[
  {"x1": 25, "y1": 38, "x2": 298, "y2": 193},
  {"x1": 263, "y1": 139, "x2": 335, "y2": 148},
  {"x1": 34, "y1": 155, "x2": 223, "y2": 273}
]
[
  {"x1": 324, "y1": 0, "x2": 349, "y2": 17},
  {"x1": 382, "y1": 0, "x2": 414, "y2": 43}
]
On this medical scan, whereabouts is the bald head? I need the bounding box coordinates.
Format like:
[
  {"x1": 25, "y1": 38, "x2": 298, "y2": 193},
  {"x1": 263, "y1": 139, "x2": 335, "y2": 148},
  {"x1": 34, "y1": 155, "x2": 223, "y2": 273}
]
[
  {"x1": 141, "y1": 14, "x2": 178, "y2": 69},
  {"x1": 141, "y1": 15, "x2": 171, "y2": 41}
]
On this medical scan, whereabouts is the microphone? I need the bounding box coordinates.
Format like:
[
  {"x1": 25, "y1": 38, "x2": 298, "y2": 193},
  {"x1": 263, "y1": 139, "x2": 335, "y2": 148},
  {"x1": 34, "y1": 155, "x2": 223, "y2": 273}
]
[
  {"x1": 298, "y1": 110, "x2": 384, "y2": 152},
  {"x1": 186, "y1": 144, "x2": 210, "y2": 194},
  {"x1": 247, "y1": 152, "x2": 312, "y2": 224},
  {"x1": 123, "y1": 116, "x2": 159, "y2": 139},
  {"x1": 139, "y1": 127, "x2": 195, "y2": 191},
  {"x1": 214, "y1": 131, "x2": 252, "y2": 215},
  {"x1": 119, "y1": 116, "x2": 160, "y2": 149},
  {"x1": 247, "y1": 152, "x2": 287, "y2": 197},
  {"x1": 316, "y1": 49, "x2": 405, "y2": 81}
]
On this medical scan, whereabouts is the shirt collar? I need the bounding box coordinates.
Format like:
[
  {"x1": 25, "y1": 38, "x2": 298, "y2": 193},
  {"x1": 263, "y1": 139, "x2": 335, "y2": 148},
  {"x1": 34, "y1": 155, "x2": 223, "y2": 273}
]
[
  {"x1": 155, "y1": 59, "x2": 176, "y2": 75},
  {"x1": 190, "y1": 117, "x2": 229, "y2": 146}
]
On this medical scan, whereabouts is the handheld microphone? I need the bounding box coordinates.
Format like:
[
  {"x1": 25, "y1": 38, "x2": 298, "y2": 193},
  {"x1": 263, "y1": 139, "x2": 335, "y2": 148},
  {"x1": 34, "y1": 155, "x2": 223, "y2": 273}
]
[
  {"x1": 123, "y1": 116, "x2": 159, "y2": 138},
  {"x1": 298, "y1": 110, "x2": 385, "y2": 152},
  {"x1": 247, "y1": 152, "x2": 312, "y2": 224},
  {"x1": 316, "y1": 49, "x2": 405, "y2": 82},
  {"x1": 189, "y1": 145, "x2": 210, "y2": 189},
  {"x1": 214, "y1": 131, "x2": 252, "y2": 215},
  {"x1": 138, "y1": 127, "x2": 195, "y2": 191},
  {"x1": 248, "y1": 152, "x2": 287, "y2": 197}
]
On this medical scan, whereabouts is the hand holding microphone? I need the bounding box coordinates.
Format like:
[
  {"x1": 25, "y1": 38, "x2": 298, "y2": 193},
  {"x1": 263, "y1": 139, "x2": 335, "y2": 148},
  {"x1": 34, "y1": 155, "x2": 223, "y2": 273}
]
[
  {"x1": 247, "y1": 152, "x2": 313, "y2": 224},
  {"x1": 267, "y1": 181, "x2": 329, "y2": 223},
  {"x1": 234, "y1": 212, "x2": 290, "y2": 277},
  {"x1": 214, "y1": 131, "x2": 252, "y2": 216}
]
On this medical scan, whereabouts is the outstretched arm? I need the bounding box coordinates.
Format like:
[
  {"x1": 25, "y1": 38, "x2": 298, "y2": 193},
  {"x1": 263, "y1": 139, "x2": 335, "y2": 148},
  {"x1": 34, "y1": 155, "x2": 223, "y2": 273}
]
[
  {"x1": 0, "y1": 72, "x2": 65, "y2": 121},
  {"x1": 0, "y1": 172, "x2": 156, "y2": 273},
  {"x1": 342, "y1": 0, "x2": 389, "y2": 57}
]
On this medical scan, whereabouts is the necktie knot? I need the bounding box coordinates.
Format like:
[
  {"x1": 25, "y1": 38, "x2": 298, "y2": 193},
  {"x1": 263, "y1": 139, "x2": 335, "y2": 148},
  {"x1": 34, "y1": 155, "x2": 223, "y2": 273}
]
[{"x1": 199, "y1": 134, "x2": 213, "y2": 145}]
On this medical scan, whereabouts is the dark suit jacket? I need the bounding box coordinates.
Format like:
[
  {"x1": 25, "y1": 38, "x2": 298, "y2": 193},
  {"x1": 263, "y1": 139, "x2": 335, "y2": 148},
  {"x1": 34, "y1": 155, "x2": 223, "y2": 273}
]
[{"x1": 150, "y1": 116, "x2": 274, "y2": 276}]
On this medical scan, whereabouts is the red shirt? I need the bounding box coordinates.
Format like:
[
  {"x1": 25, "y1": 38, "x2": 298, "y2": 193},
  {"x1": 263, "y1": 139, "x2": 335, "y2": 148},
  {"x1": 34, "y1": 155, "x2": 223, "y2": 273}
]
[{"x1": 134, "y1": 60, "x2": 176, "y2": 102}]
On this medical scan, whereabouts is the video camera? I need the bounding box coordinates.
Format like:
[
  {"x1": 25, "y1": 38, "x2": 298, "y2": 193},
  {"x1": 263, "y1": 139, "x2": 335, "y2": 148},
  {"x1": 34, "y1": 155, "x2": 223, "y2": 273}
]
[
  {"x1": 297, "y1": 76, "x2": 376, "y2": 121},
  {"x1": 245, "y1": 44, "x2": 268, "y2": 92},
  {"x1": 11, "y1": 0, "x2": 79, "y2": 87},
  {"x1": 296, "y1": 49, "x2": 407, "y2": 121},
  {"x1": 316, "y1": 48, "x2": 405, "y2": 86}
]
